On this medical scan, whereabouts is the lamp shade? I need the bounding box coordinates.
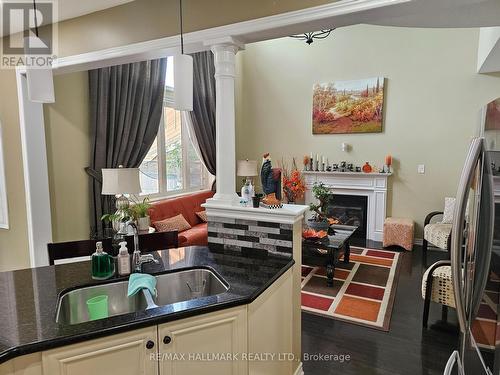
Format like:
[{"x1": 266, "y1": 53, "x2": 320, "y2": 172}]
[
  {"x1": 173, "y1": 53, "x2": 193, "y2": 111},
  {"x1": 101, "y1": 168, "x2": 141, "y2": 195},
  {"x1": 237, "y1": 160, "x2": 258, "y2": 177},
  {"x1": 24, "y1": 36, "x2": 55, "y2": 103}
]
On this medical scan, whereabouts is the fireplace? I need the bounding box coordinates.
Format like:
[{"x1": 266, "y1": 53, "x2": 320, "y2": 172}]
[
  {"x1": 325, "y1": 194, "x2": 368, "y2": 239},
  {"x1": 304, "y1": 171, "x2": 391, "y2": 241}
]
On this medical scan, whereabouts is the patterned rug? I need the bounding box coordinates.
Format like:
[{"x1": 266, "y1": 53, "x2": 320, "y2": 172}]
[{"x1": 301, "y1": 247, "x2": 402, "y2": 331}]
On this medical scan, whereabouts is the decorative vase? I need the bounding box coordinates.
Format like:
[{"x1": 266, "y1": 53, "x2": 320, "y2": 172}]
[
  {"x1": 138, "y1": 216, "x2": 150, "y2": 231},
  {"x1": 307, "y1": 218, "x2": 329, "y2": 231},
  {"x1": 362, "y1": 162, "x2": 373, "y2": 173}
]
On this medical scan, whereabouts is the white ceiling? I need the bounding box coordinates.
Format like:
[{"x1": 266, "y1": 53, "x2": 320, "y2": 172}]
[{"x1": 0, "y1": 0, "x2": 135, "y2": 37}]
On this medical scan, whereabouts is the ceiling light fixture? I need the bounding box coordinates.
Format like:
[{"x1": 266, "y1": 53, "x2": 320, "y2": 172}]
[
  {"x1": 25, "y1": 0, "x2": 55, "y2": 103},
  {"x1": 290, "y1": 29, "x2": 335, "y2": 45},
  {"x1": 173, "y1": 0, "x2": 193, "y2": 111}
]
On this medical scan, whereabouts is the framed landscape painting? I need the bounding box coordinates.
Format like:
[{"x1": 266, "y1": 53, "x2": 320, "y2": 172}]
[{"x1": 312, "y1": 77, "x2": 385, "y2": 134}]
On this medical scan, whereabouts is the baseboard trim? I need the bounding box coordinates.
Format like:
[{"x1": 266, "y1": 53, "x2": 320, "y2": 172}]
[{"x1": 293, "y1": 362, "x2": 304, "y2": 375}]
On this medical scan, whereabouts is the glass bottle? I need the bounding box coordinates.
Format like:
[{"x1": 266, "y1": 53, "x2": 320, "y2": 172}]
[{"x1": 91, "y1": 242, "x2": 115, "y2": 280}]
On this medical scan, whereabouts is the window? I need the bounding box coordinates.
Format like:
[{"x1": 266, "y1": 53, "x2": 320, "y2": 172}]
[{"x1": 139, "y1": 56, "x2": 210, "y2": 197}]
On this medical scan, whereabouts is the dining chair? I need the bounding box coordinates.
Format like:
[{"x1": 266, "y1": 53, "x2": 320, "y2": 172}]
[{"x1": 47, "y1": 238, "x2": 113, "y2": 266}]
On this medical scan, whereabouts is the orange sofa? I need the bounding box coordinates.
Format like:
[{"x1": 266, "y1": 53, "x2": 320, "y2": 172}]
[{"x1": 148, "y1": 190, "x2": 214, "y2": 247}]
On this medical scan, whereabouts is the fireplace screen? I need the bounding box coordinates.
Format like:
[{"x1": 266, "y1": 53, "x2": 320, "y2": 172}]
[{"x1": 324, "y1": 194, "x2": 368, "y2": 239}]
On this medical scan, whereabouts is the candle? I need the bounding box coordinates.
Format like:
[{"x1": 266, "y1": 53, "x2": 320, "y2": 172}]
[
  {"x1": 385, "y1": 155, "x2": 392, "y2": 166},
  {"x1": 310, "y1": 152, "x2": 313, "y2": 159},
  {"x1": 322, "y1": 156, "x2": 325, "y2": 164},
  {"x1": 316, "y1": 154, "x2": 319, "y2": 161}
]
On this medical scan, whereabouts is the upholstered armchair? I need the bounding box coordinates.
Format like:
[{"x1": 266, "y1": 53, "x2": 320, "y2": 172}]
[
  {"x1": 422, "y1": 211, "x2": 452, "y2": 266},
  {"x1": 421, "y1": 260, "x2": 455, "y2": 328}
]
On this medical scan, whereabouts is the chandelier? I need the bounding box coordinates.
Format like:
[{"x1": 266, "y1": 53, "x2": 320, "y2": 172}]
[{"x1": 290, "y1": 29, "x2": 335, "y2": 45}]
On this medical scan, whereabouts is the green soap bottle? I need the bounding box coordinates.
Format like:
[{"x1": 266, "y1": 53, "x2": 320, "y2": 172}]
[{"x1": 91, "y1": 242, "x2": 115, "y2": 280}]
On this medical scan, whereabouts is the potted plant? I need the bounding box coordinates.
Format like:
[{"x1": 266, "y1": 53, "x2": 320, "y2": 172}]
[
  {"x1": 130, "y1": 197, "x2": 152, "y2": 231},
  {"x1": 101, "y1": 211, "x2": 131, "y2": 233},
  {"x1": 308, "y1": 182, "x2": 332, "y2": 231}
]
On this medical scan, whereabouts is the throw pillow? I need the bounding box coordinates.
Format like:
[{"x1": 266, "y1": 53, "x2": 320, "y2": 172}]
[
  {"x1": 441, "y1": 197, "x2": 456, "y2": 224},
  {"x1": 196, "y1": 210, "x2": 208, "y2": 223},
  {"x1": 153, "y1": 214, "x2": 191, "y2": 233}
]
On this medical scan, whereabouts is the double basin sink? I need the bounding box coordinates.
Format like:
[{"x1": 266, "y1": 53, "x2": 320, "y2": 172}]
[{"x1": 56, "y1": 268, "x2": 229, "y2": 325}]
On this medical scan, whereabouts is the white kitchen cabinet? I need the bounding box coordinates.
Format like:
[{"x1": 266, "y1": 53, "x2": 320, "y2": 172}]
[
  {"x1": 42, "y1": 327, "x2": 158, "y2": 375},
  {"x1": 158, "y1": 306, "x2": 247, "y2": 375}
]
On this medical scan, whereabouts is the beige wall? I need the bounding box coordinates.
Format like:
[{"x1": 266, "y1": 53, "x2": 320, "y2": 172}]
[
  {"x1": 43, "y1": 72, "x2": 91, "y2": 242},
  {"x1": 0, "y1": 69, "x2": 30, "y2": 271},
  {"x1": 235, "y1": 25, "x2": 500, "y2": 236}
]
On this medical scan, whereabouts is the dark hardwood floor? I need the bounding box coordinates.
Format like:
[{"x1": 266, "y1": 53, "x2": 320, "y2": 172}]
[{"x1": 301, "y1": 242, "x2": 459, "y2": 375}]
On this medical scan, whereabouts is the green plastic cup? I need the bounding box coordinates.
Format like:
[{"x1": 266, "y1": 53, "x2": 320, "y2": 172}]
[{"x1": 86, "y1": 295, "x2": 109, "y2": 321}]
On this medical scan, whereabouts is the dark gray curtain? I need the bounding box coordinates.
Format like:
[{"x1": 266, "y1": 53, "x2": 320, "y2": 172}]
[
  {"x1": 189, "y1": 51, "x2": 216, "y2": 178},
  {"x1": 87, "y1": 58, "x2": 167, "y2": 238}
]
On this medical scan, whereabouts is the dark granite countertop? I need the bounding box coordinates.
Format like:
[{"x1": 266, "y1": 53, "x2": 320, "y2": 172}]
[{"x1": 0, "y1": 246, "x2": 293, "y2": 364}]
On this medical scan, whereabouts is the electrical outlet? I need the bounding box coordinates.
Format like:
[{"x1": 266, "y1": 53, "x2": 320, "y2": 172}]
[{"x1": 418, "y1": 164, "x2": 425, "y2": 174}]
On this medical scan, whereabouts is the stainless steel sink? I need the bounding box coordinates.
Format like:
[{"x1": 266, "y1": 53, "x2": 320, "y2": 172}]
[
  {"x1": 55, "y1": 268, "x2": 228, "y2": 325},
  {"x1": 150, "y1": 268, "x2": 228, "y2": 307},
  {"x1": 56, "y1": 280, "x2": 150, "y2": 325}
]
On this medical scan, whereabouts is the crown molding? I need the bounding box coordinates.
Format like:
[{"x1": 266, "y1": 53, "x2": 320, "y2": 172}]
[{"x1": 50, "y1": 0, "x2": 410, "y2": 74}]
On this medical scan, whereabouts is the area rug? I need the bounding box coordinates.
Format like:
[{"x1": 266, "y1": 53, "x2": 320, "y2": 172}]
[{"x1": 301, "y1": 247, "x2": 402, "y2": 331}]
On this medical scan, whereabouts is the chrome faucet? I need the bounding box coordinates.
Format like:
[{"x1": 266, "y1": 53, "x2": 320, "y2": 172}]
[{"x1": 126, "y1": 221, "x2": 159, "y2": 272}]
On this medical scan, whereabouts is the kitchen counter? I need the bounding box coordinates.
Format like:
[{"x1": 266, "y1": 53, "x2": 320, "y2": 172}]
[{"x1": 0, "y1": 246, "x2": 293, "y2": 364}]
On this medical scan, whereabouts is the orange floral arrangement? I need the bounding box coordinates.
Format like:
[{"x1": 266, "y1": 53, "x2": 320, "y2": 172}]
[{"x1": 282, "y1": 158, "x2": 306, "y2": 203}]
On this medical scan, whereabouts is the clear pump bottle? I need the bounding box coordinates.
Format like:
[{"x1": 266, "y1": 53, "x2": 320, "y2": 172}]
[{"x1": 117, "y1": 241, "x2": 131, "y2": 276}]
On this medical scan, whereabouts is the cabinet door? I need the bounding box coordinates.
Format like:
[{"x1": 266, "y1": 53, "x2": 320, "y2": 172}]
[
  {"x1": 42, "y1": 327, "x2": 158, "y2": 375},
  {"x1": 159, "y1": 307, "x2": 247, "y2": 375}
]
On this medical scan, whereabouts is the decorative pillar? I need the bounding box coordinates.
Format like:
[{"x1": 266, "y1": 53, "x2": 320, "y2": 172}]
[{"x1": 205, "y1": 37, "x2": 244, "y2": 204}]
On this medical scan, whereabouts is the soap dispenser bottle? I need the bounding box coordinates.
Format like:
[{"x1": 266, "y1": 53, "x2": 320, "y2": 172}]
[
  {"x1": 117, "y1": 241, "x2": 131, "y2": 276},
  {"x1": 91, "y1": 241, "x2": 115, "y2": 280}
]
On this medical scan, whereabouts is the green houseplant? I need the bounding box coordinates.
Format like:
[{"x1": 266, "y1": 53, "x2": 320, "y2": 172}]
[
  {"x1": 130, "y1": 197, "x2": 152, "y2": 231},
  {"x1": 308, "y1": 182, "x2": 333, "y2": 231}
]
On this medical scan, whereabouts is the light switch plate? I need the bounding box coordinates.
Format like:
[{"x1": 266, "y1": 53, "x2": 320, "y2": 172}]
[{"x1": 418, "y1": 164, "x2": 425, "y2": 174}]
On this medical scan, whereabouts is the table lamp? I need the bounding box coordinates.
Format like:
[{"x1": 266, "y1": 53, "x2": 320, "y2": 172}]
[
  {"x1": 237, "y1": 160, "x2": 258, "y2": 202},
  {"x1": 102, "y1": 166, "x2": 141, "y2": 232}
]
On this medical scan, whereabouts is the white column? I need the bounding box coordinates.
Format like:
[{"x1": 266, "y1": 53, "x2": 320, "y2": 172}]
[
  {"x1": 16, "y1": 69, "x2": 52, "y2": 267},
  {"x1": 205, "y1": 37, "x2": 244, "y2": 205}
]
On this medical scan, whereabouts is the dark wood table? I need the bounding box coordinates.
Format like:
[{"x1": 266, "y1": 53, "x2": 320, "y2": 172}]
[{"x1": 302, "y1": 224, "x2": 358, "y2": 287}]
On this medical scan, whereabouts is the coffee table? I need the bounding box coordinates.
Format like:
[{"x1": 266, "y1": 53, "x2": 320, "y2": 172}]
[{"x1": 302, "y1": 224, "x2": 358, "y2": 287}]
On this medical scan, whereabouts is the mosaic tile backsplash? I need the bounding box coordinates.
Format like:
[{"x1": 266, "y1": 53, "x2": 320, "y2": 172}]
[{"x1": 208, "y1": 216, "x2": 294, "y2": 257}]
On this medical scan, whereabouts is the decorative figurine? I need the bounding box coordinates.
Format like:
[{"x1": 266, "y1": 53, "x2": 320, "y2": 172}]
[
  {"x1": 260, "y1": 153, "x2": 283, "y2": 209},
  {"x1": 362, "y1": 162, "x2": 373, "y2": 173}
]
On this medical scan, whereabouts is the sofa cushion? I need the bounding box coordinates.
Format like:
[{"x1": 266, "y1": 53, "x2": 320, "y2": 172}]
[
  {"x1": 153, "y1": 214, "x2": 191, "y2": 233},
  {"x1": 149, "y1": 190, "x2": 214, "y2": 227},
  {"x1": 179, "y1": 223, "x2": 208, "y2": 246},
  {"x1": 196, "y1": 210, "x2": 208, "y2": 223},
  {"x1": 441, "y1": 197, "x2": 456, "y2": 224}
]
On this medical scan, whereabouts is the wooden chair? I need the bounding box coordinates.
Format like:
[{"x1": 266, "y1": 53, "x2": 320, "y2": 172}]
[
  {"x1": 124, "y1": 231, "x2": 179, "y2": 254},
  {"x1": 47, "y1": 238, "x2": 113, "y2": 266}
]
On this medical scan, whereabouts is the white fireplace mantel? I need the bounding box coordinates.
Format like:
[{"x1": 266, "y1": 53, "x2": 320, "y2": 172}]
[{"x1": 303, "y1": 171, "x2": 392, "y2": 242}]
